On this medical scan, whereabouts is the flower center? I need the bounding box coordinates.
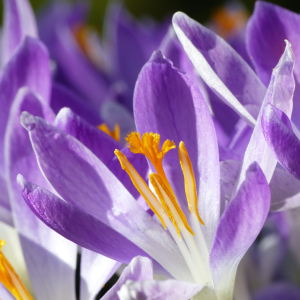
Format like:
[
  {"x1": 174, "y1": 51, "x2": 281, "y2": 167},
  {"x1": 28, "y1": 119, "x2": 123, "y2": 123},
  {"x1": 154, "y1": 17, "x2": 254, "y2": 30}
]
[
  {"x1": 0, "y1": 240, "x2": 33, "y2": 300},
  {"x1": 115, "y1": 132, "x2": 212, "y2": 285}
]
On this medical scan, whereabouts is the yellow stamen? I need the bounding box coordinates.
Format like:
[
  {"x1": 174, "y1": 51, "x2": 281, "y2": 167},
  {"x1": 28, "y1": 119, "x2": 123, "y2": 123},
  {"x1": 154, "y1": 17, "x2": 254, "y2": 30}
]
[
  {"x1": 122, "y1": 132, "x2": 195, "y2": 238},
  {"x1": 150, "y1": 174, "x2": 195, "y2": 239},
  {"x1": 98, "y1": 123, "x2": 120, "y2": 142},
  {"x1": 179, "y1": 142, "x2": 205, "y2": 225},
  {"x1": 126, "y1": 132, "x2": 176, "y2": 196},
  {"x1": 0, "y1": 241, "x2": 33, "y2": 300},
  {"x1": 114, "y1": 150, "x2": 167, "y2": 229}
]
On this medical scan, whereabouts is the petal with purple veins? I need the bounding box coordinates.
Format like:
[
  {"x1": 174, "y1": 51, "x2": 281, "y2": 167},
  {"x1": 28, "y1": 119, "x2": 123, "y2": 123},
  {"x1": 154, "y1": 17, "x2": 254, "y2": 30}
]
[
  {"x1": 134, "y1": 50, "x2": 220, "y2": 248},
  {"x1": 210, "y1": 163, "x2": 270, "y2": 300}
]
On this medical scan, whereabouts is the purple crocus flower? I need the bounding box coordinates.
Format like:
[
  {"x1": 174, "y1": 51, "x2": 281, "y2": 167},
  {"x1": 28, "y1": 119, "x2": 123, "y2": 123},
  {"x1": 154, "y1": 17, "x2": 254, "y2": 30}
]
[{"x1": 16, "y1": 47, "x2": 274, "y2": 299}]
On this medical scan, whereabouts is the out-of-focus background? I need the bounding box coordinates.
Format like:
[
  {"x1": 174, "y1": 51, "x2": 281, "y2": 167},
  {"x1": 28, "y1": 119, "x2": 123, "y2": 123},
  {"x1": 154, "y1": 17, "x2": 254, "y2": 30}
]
[{"x1": 1, "y1": 0, "x2": 299, "y2": 32}]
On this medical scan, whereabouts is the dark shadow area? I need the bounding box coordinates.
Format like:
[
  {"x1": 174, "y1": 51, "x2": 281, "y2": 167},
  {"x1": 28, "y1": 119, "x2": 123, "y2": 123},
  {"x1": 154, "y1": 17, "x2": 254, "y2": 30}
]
[{"x1": 96, "y1": 274, "x2": 120, "y2": 299}]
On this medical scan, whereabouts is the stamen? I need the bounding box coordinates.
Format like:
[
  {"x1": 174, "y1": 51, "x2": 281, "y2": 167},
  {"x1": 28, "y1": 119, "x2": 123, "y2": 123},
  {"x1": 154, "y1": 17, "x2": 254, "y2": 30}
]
[
  {"x1": 179, "y1": 142, "x2": 204, "y2": 225},
  {"x1": 114, "y1": 150, "x2": 167, "y2": 229},
  {"x1": 0, "y1": 241, "x2": 33, "y2": 300},
  {"x1": 150, "y1": 174, "x2": 195, "y2": 238},
  {"x1": 98, "y1": 123, "x2": 120, "y2": 142},
  {"x1": 126, "y1": 132, "x2": 177, "y2": 199}
]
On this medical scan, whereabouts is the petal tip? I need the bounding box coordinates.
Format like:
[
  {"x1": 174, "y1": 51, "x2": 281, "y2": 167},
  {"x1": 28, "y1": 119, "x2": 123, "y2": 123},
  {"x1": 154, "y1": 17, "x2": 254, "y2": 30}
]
[{"x1": 20, "y1": 111, "x2": 36, "y2": 131}]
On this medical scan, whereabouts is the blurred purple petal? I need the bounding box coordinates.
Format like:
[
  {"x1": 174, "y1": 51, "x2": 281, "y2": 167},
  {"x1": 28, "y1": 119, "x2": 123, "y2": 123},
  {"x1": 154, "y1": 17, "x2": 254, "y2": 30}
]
[
  {"x1": 50, "y1": 83, "x2": 102, "y2": 126},
  {"x1": 80, "y1": 249, "x2": 121, "y2": 300},
  {"x1": 134, "y1": 50, "x2": 220, "y2": 248},
  {"x1": 103, "y1": 256, "x2": 153, "y2": 300},
  {"x1": 100, "y1": 101, "x2": 136, "y2": 142},
  {"x1": 106, "y1": 3, "x2": 169, "y2": 107},
  {"x1": 6, "y1": 88, "x2": 77, "y2": 300},
  {"x1": 253, "y1": 283, "x2": 300, "y2": 300},
  {"x1": 20, "y1": 112, "x2": 191, "y2": 281},
  {"x1": 0, "y1": 37, "x2": 51, "y2": 170},
  {"x1": 210, "y1": 163, "x2": 270, "y2": 299},
  {"x1": 2, "y1": 0, "x2": 37, "y2": 65},
  {"x1": 39, "y1": 2, "x2": 110, "y2": 107}
]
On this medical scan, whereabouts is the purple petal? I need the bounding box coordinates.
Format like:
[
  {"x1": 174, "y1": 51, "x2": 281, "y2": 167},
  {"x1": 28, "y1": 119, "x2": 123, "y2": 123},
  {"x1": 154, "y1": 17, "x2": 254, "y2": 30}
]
[
  {"x1": 262, "y1": 103, "x2": 300, "y2": 180},
  {"x1": 117, "y1": 279, "x2": 206, "y2": 300},
  {"x1": 106, "y1": 3, "x2": 169, "y2": 106},
  {"x1": 54, "y1": 108, "x2": 148, "y2": 199},
  {"x1": 172, "y1": 12, "x2": 262, "y2": 126},
  {"x1": 54, "y1": 107, "x2": 120, "y2": 165},
  {"x1": 253, "y1": 283, "x2": 300, "y2": 300},
  {"x1": 0, "y1": 36, "x2": 51, "y2": 170},
  {"x1": 102, "y1": 256, "x2": 153, "y2": 300},
  {"x1": 2, "y1": 0, "x2": 37, "y2": 65},
  {"x1": 80, "y1": 249, "x2": 121, "y2": 300},
  {"x1": 234, "y1": 41, "x2": 294, "y2": 191},
  {"x1": 50, "y1": 83, "x2": 102, "y2": 126},
  {"x1": 5, "y1": 88, "x2": 77, "y2": 300},
  {"x1": 210, "y1": 163, "x2": 270, "y2": 299},
  {"x1": 40, "y1": 3, "x2": 110, "y2": 107},
  {"x1": 134, "y1": 50, "x2": 220, "y2": 248},
  {"x1": 18, "y1": 175, "x2": 154, "y2": 265},
  {"x1": 246, "y1": 2, "x2": 300, "y2": 129},
  {"x1": 20, "y1": 112, "x2": 192, "y2": 281}
]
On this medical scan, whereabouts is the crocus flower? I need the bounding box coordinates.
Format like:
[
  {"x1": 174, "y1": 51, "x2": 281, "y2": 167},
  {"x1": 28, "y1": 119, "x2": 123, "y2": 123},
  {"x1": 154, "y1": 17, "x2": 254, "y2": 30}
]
[{"x1": 17, "y1": 45, "x2": 276, "y2": 299}]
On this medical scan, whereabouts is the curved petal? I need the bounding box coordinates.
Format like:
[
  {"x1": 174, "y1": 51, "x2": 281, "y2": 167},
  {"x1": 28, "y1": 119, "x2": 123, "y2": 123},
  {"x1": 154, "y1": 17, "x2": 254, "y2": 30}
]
[
  {"x1": 134, "y1": 50, "x2": 220, "y2": 248},
  {"x1": 210, "y1": 163, "x2": 270, "y2": 300},
  {"x1": 117, "y1": 279, "x2": 206, "y2": 300},
  {"x1": 172, "y1": 12, "x2": 261, "y2": 126},
  {"x1": 262, "y1": 104, "x2": 300, "y2": 180},
  {"x1": 5, "y1": 88, "x2": 77, "y2": 300},
  {"x1": 20, "y1": 112, "x2": 192, "y2": 282},
  {"x1": 103, "y1": 256, "x2": 153, "y2": 300},
  {"x1": 80, "y1": 249, "x2": 121, "y2": 300},
  {"x1": 0, "y1": 37, "x2": 51, "y2": 170},
  {"x1": 2, "y1": 0, "x2": 37, "y2": 65},
  {"x1": 18, "y1": 175, "x2": 154, "y2": 265},
  {"x1": 234, "y1": 41, "x2": 294, "y2": 192},
  {"x1": 54, "y1": 107, "x2": 120, "y2": 165},
  {"x1": 54, "y1": 108, "x2": 148, "y2": 199},
  {"x1": 246, "y1": 2, "x2": 300, "y2": 129}
]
